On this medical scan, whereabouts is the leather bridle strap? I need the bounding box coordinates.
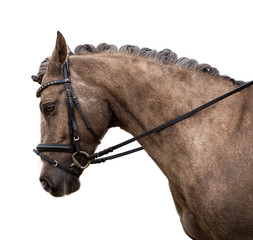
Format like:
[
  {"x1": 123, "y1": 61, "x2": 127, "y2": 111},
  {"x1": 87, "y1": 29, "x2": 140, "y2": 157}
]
[
  {"x1": 33, "y1": 149, "x2": 79, "y2": 177},
  {"x1": 36, "y1": 79, "x2": 68, "y2": 97},
  {"x1": 36, "y1": 144, "x2": 76, "y2": 153},
  {"x1": 63, "y1": 59, "x2": 101, "y2": 144}
]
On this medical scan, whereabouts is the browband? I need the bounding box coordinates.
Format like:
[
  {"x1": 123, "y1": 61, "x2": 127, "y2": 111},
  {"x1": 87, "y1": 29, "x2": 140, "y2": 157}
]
[{"x1": 36, "y1": 78, "x2": 71, "y2": 98}]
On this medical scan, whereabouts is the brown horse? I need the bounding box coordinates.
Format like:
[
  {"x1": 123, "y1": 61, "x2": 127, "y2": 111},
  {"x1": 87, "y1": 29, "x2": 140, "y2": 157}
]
[{"x1": 32, "y1": 32, "x2": 253, "y2": 240}]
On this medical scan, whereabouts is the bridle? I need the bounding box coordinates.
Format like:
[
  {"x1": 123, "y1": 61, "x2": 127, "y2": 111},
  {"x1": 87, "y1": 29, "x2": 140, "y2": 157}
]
[
  {"x1": 33, "y1": 59, "x2": 102, "y2": 177},
  {"x1": 34, "y1": 58, "x2": 253, "y2": 178}
]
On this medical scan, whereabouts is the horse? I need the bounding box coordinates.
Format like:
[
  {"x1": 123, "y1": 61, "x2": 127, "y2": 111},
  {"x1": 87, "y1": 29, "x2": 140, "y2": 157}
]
[{"x1": 32, "y1": 32, "x2": 253, "y2": 240}]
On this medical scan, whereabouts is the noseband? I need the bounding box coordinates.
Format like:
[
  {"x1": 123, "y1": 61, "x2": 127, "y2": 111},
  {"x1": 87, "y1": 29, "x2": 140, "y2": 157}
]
[{"x1": 34, "y1": 58, "x2": 253, "y2": 178}]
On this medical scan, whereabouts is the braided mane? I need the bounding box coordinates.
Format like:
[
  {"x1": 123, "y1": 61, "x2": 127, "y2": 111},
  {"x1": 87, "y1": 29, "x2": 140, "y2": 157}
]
[{"x1": 33, "y1": 43, "x2": 237, "y2": 85}]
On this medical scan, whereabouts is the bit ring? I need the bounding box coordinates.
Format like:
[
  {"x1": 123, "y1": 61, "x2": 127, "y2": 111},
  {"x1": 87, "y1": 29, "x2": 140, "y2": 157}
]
[{"x1": 71, "y1": 151, "x2": 91, "y2": 170}]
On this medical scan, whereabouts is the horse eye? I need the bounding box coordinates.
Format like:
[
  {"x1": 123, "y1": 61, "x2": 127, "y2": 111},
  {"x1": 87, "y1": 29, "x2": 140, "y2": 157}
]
[{"x1": 44, "y1": 103, "x2": 55, "y2": 115}]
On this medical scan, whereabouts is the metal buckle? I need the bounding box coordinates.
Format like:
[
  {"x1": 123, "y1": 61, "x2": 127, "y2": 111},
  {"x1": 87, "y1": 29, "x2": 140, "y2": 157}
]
[
  {"x1": 71, "y1": 151, "x2": 91, "y2": 170},
  {"x1": 74, "y1": 136, "x2": 80, "y2": 141},
  {"x1": 52, "y1": 160, "x2": 59, "y2": 167}
]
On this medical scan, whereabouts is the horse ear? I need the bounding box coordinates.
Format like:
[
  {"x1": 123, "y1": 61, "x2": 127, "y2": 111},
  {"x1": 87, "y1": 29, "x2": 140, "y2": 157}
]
[
  {"x1": 31, "y1": 75, "x2": 42, "y2": 84},
  {"x1": 51, "y1": 31, "x2": 67, "y2": 66}
]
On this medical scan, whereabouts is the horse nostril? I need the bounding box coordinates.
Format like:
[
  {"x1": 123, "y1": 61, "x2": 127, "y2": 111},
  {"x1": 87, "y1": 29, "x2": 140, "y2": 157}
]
[{"x1": 40, "y1": 179, "x2": 52, "y2": 193}]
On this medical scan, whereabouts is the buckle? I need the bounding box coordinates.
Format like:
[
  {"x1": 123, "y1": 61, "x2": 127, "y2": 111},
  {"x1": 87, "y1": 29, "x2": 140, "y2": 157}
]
[
  {"x1": 74, "y1": 136, "x2": 80, "y2": 141},
  {"x1": 71, "y1": 151, "x2": 91, "y2": 170},
  {"x1": 52, "y1": 160, "x2": 59, "y2": 167}
]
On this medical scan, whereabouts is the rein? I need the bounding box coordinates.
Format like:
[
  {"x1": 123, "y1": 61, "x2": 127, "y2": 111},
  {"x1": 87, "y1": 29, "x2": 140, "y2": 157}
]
[{"x1": 34, "y1": 59, "x2": 253, "y2": 177}]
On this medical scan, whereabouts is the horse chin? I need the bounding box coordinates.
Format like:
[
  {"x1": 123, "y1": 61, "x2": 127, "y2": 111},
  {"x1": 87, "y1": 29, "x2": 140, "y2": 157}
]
[
  {"x1": 40, "y1": 173, "x2": 81, "y2": 197},
  {"x1": 64, "y1": 174, "x2": 81, "y2": 196}
]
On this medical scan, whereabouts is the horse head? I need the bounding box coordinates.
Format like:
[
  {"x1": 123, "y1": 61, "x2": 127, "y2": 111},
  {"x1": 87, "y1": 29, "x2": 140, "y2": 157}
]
[{"x1": 33, "y1": 32, "x2": 111, "y2": 197}]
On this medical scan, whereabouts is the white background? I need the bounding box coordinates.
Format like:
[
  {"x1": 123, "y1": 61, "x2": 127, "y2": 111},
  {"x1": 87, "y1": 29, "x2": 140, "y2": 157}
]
[{"x1": 1, "y1": 0, "x2": 253, "y2": 239}]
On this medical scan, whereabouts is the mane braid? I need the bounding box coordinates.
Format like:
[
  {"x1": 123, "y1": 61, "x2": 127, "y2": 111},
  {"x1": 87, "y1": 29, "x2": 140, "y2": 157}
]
[{"x1": 33, "y1": 43, "x2": 239, "y2": 85}]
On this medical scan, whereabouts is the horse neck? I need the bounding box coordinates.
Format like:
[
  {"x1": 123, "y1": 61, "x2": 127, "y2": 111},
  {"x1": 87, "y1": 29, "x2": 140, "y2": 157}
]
[
  {"x1": 72, "y1": 53, "x2": 239, "y2": 130},
  {"x1": 70, "y1": 53, "x2": 242, "y2": 173}
]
